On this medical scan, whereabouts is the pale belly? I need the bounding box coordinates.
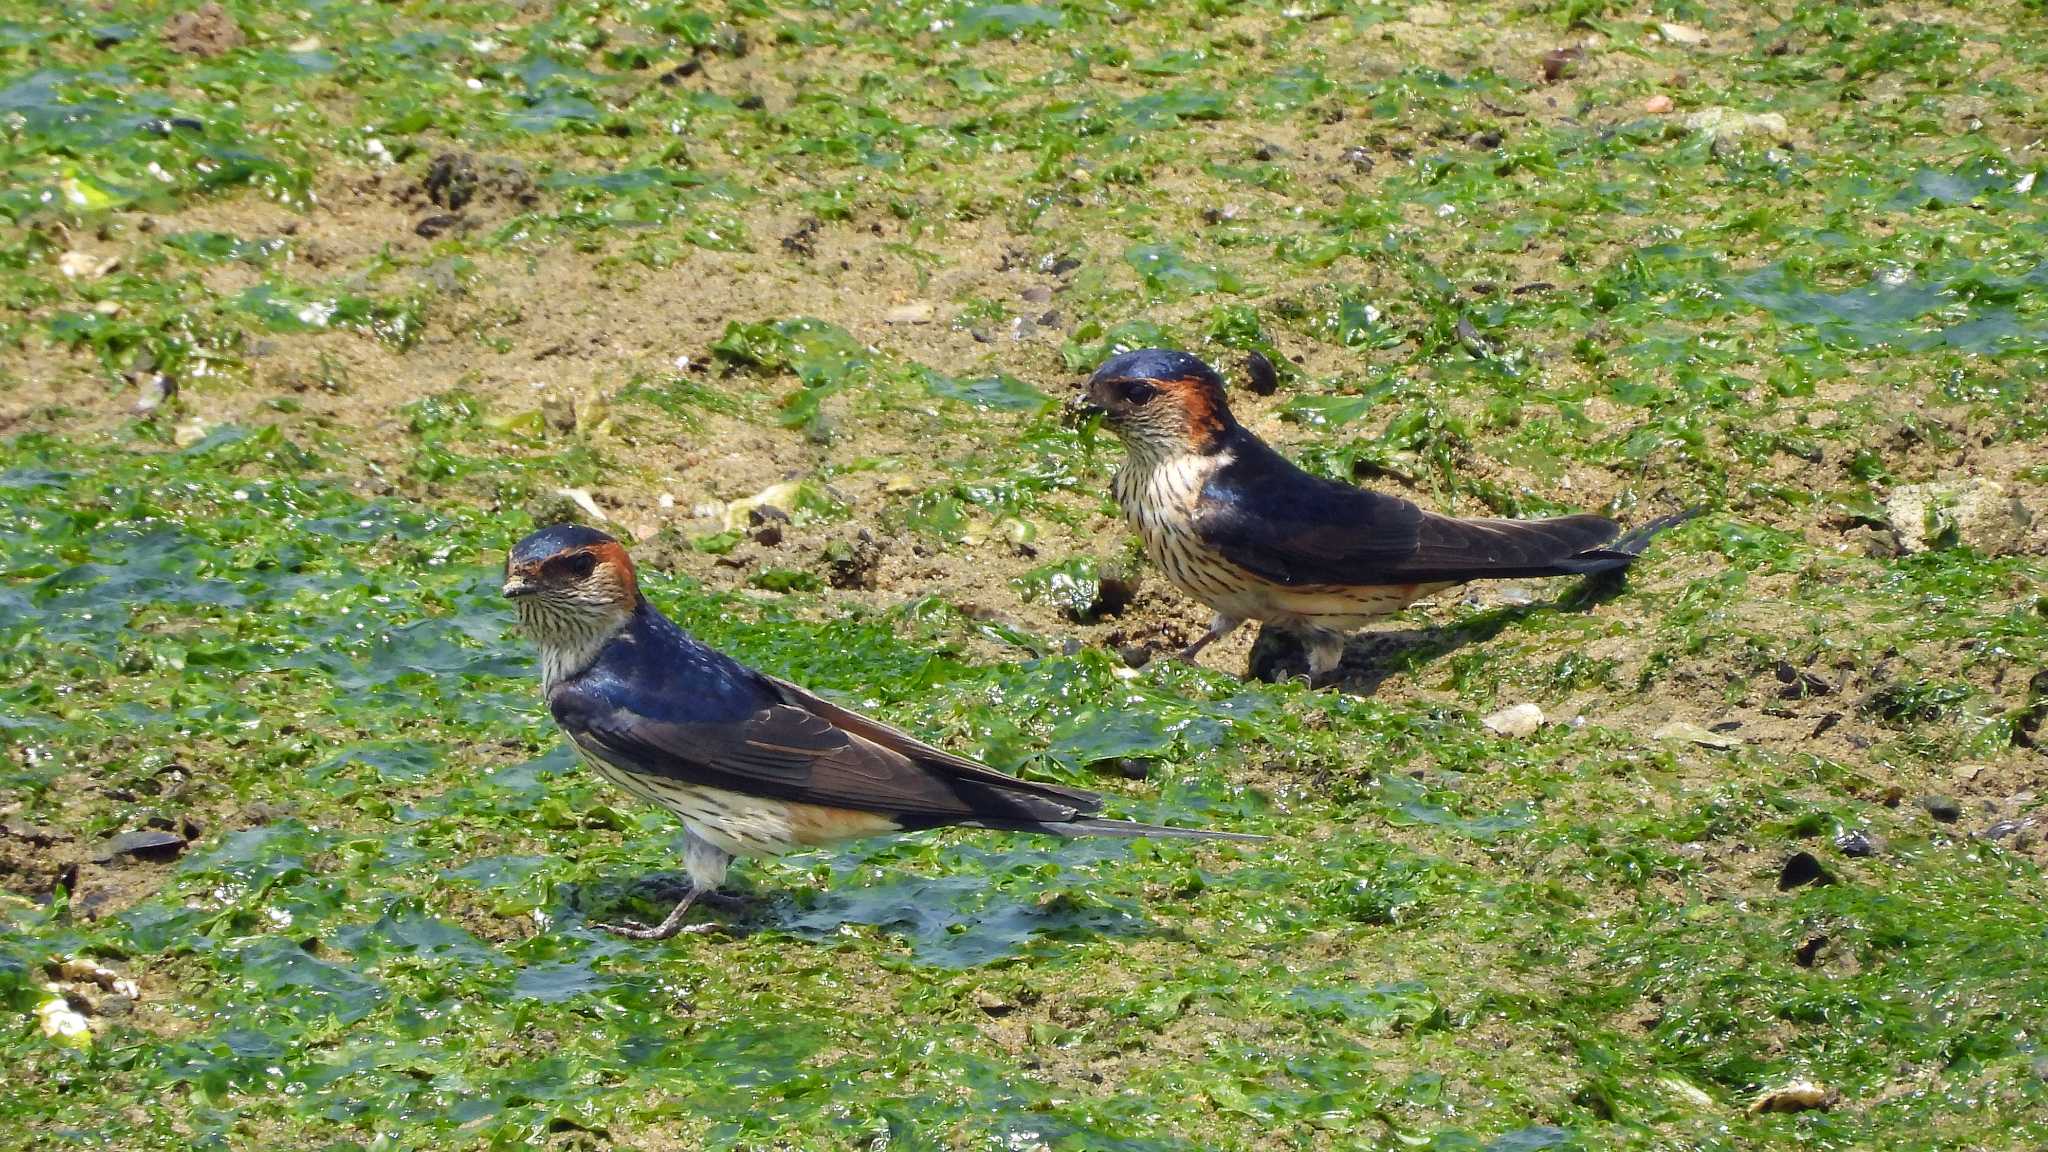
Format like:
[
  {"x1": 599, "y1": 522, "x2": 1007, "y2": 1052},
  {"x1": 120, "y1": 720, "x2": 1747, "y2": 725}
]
[{"x1": 578, "y1": 749, "x2": 898, "y2": 858}]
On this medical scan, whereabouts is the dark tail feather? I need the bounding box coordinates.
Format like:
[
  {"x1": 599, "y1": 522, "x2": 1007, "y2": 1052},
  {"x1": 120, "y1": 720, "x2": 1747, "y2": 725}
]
[
  {"x1": 1553, "y1": 507, "x2": 1701, "y2": 575},
  {"x1": 971, "y1": 816, "x2": 1267, "y2": 843}
]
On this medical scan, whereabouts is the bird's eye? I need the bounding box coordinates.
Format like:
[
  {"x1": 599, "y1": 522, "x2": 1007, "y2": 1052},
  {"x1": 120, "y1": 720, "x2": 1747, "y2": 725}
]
[
  {"x1": 557, "y1": 552, "x2": 598, "y2": 580},
  {"x1": 1125, "y1": 382, "x2": 1158, "y2": 406}
]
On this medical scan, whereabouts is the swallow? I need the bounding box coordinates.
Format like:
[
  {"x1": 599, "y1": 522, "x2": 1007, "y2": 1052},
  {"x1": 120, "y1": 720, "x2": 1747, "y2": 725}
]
[
  {"x1": 504, "y1": 524, "x2": 1261, "y2": 940},
  {"x1": 1077, "y1": 349, "x2": 1695, "y2": 682}
]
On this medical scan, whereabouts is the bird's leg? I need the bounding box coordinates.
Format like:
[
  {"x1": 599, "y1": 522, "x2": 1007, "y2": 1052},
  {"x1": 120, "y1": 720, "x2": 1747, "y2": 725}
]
[
  {"x1": 1306, "y1": 633, "x2": 1348, "y2": 687},
  {"x1": 593, "y1": 886, "x2": 720, "y2": 941},
  {"x1": 1175, "y1": 613, "x2": 1244, "y2": 664}
]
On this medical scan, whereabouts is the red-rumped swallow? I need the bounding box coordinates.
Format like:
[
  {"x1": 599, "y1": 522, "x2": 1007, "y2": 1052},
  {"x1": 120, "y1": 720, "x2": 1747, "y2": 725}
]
[
  {"x1": 1077, "y1": 349, "x2": 1694, "y2": 682},
  {"x1": 504, "y1": 524, "x2": 1261, "y2": 940}
]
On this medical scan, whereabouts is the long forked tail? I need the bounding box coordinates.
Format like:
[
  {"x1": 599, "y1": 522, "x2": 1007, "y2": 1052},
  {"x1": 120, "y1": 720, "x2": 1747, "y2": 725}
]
[
  {"x1": 1034, "y1": 816, "x2": 1267, "y2": 843},
  {"x1": 1555, "y1": 507, "x2": 1702, "y2": 575}
]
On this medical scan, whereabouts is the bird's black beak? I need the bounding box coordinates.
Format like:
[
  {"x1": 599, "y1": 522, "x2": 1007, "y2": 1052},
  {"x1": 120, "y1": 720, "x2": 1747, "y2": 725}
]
[
  {"x1": 502, "y1": 574, "x2": 537, "y2": 599},
  {"x1": 1065, "y1": 382, "x2": 1106, "y2": 426}
]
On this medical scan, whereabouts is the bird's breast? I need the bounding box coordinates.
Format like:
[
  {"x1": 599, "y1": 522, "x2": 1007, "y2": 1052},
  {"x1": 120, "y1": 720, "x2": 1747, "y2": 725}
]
[{"x1": 1117, "y1": 453, "x2": 1258, "y2": 605}]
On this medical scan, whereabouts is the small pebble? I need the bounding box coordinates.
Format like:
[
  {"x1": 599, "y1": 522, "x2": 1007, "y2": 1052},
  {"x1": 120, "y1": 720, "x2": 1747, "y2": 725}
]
[
  {"x1": 1749, "y1": 1080, "x2": 1837, "y2": 1115},
  {"x1": 1920, "y1": 795, "x2": 1962, "y2": 823},
  {"x1": 1482, "y1": 703, "x2": 1545, "y2": 738},
  {"x1": 1644, "y1": 94, "x2": 1674, "y2": 114},
  {"x1": 1794, "y1": 934, "x2": 1827, "y2": 968},
  {"x1": 1777, "y1": 851, "x2": 1829, "y2": 891},
  {"x1": 1834, "y1": 829, "x2": 1875, "y2": 857},
  {"x1": 91, "y1": 828, "x2": 186, "y2": 863}
]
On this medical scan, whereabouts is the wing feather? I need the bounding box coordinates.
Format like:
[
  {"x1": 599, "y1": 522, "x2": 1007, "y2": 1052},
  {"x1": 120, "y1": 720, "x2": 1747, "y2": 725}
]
[
  {"x1": 1195, "y1": 435, "x2": 1634, "y2": 585},
  {"x1": 549, "y1": 678, "x2": 1100, "y2": 826}
]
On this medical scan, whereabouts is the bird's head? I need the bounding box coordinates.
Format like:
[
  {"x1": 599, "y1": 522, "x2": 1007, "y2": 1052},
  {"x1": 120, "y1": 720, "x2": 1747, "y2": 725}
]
[
  {"x1": 503, "y1": 524, "x2": 639, "y2": 649},
  {"x1": 1076, "y1": 349, "x2": 1236, "y2": 462}
]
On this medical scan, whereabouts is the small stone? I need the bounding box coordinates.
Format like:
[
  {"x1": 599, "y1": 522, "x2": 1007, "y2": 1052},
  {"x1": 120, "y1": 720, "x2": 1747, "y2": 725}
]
[
  {"x1": 1540, "y1": 47, "x2": 1584, "y2": 84},
  {"x1": 423, "y1": 152, "x2": 479, "y2": 211},
  {"x1": 883, "y1": 302, "x2": 934, "y2": 324},
  {"x1": 780, "y1": 217, "x2": 819, "y2": 257},
  {"x1": 240, "y1": 802, "x2": 291, "y2": 826},
  {"x1": 1020, "y1": 285, "x2": 1052, "y2": 304},
  {"x1": 1794, "y1": 934, "x2": 1828, "y2": 967},
  {"x1": 1777, "y1": 851, "x2": 1830, "y2": 891},
  {"x1": 1748, "y1": 1080, "x2": 1838, "y2": 1115},
  {"x1": 1340, "y1": 146, "x2": 1374, "y2": 172},
  {"x1": 1644, "y1": 94, "x2": 1675, "y2": 114},
  {"x1": 554, "y1": 488, "x2": 608, "y2": 523},
  {"x1": 972, "y1": 989, "x2": 1014, "y2": 1017},
  {"x1": 91, "y1": 828, "x2": 187, "y2": 864},
  {"x1": 414, "y1": 213, "x2": 463, "y2": 239},
  {"x1": 1117, "y1": 644, "x2": 1152, "y2": 669},
  {"x1": 1656, "y1": 22, "x2": 1708, "y2": 46},
  {"x1": 540, "y1": 394, "x2": 576, "y2": 433},
  {"x1": 58, "y1": 251, "x2": 120, "y2": 280},
  {"x1": 1242, "y1": 350, "x2": 1278, "y2": 396},
  {"x1": 161, "y1": 1, "x2": 243, "y2": 56},
  {"x1": 1, "y1": 820, "x2": 70, "y2": 845},
  {"x1": 1920, "y1": 795, "x2": 1962, "y2": 823},
  {"x1": 1834, "y1": 829, "x2": 1876, "y2": 857},
  {"x1": 172, "y1": 419, "x2": 208, "y2": 448},
  {"x1": 1681, "y1": 107, "x2": 1790, "y2": 141},
  {"x1": 1652, "y1": 720, "x2": 1742, "y2": 749},
  {"x1": 1092, "y1": 561, "x2": 1141, "y2": 619},
  {"x1": 1884, "y1": 480, "x2": 2030, "y2": 556},
  {"x1": 133, "y1": 373, "x2": 175, "y2": 414},
  {"x1": 1482, "y1": 703, "x2": 1546, "y2": 738},
  {"x1": 1114, "y1": 758, "x2": 1151, "y2": 780},
  {"x1": 823, "y1": 530, "x2": 881, "y2": 591}
]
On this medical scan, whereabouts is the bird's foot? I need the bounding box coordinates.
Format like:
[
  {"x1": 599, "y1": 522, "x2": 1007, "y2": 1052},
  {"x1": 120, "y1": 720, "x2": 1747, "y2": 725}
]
[
  {"x1": 1305, "y1": 636, "x2": 1349, "y2": 690},
  {"x1": 593, "y1": 888, "x2": 715, "y2": 941},
  {"x1": 1174, "y1": 614, "x2": 1244, "y2": 666},
  {"x1": 592, "y1": 918, "x2": 723, "y2": 941}
]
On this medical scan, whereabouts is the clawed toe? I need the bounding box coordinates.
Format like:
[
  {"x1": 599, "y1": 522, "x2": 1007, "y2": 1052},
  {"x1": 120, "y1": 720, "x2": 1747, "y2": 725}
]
[
  {"x1": 592, "y1": 919, "x2": 665, "y2": 940},
  {"x1": 592, "y1": 917, "x2": 728, "y2": 941}
]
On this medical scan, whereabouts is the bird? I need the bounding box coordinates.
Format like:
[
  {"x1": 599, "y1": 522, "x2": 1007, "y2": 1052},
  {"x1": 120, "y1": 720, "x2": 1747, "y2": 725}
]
[
  {"x1": 503, "y1": 523, "x2": 1263, "y2": 941},
  {"x1": 1076, "y1": 348, "x2": 1695, "y2": 683}
]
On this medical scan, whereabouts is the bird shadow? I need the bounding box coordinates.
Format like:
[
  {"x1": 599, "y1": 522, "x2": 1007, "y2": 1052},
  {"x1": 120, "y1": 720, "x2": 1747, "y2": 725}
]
[
  {"x1": 588, "y1": 841, "x2": 1160, "y2": 966},
  {"x1": 1246, "y1": 570, "x2": 1636, "y2": 696}
]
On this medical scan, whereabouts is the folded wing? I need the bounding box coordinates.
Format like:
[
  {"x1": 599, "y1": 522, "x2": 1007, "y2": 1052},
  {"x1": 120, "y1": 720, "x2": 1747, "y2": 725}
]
[
  {"x1": 548, "y1": 673, "x2": 1103, "y2": 831},
  {"x1": 1194, "y1": 438, "x2": 1683, "y2": 586}
]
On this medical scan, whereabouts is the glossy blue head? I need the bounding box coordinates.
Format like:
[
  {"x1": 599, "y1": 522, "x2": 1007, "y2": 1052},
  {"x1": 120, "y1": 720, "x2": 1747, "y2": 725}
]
[
  {"x1": 510, "y1": 523, "x2": 616, "y2": 570},
  {"x1": 1083, "y1": 348, "x2": 1235, "y2": 458},
  {"x1": 504, "y1": 524, "x2": 638, "y2": 607}
]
